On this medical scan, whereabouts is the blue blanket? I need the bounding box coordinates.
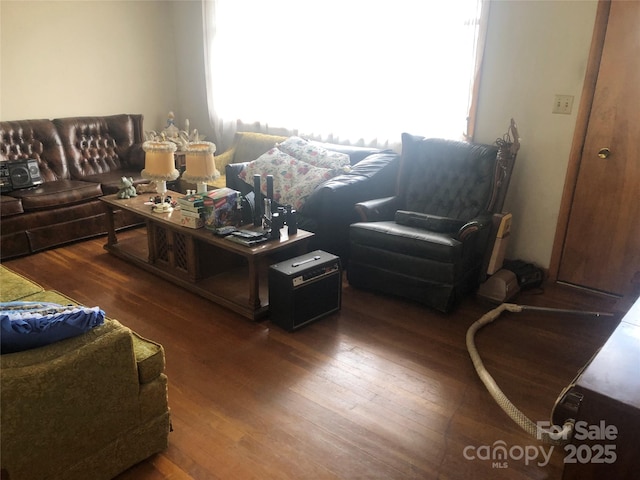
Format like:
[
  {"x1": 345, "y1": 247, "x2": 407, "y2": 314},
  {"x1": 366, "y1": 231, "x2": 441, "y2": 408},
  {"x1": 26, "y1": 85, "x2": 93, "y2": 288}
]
[{"x1": 1, "y1": 302, "x2": 105, "y2": 354}]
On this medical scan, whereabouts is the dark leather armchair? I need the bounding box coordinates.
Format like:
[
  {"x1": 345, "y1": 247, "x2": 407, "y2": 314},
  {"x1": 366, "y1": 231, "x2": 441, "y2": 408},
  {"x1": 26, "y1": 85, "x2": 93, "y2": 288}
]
[{"x1": 347, "y1": 125, "x2": 519, "y2": 312}]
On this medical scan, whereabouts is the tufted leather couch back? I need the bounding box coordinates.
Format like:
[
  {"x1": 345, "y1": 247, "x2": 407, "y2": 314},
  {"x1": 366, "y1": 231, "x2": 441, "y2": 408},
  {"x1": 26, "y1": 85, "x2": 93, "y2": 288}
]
[
  {"x1": 0, "y1": 119, "x2": 69, "y2": 182},
  {"x1": 54, "y1": 114, "x2": 144, "y2": 179},
  {"x1": 1, "y1": 114, "x2": 145, "y2": 185},
  {"x1": 398, "y1": 134, "x2": 499, "y2": 222},
  {"x1": 1, "y1": 114, "x2": 147, "y2": 260}
]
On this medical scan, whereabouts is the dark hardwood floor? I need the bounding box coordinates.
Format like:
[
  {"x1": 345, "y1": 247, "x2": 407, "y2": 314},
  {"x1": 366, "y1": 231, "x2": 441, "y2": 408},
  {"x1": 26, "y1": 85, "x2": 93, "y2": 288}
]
[{"x1": 4, "y1": 231, "x2": 626, "y2": 479}]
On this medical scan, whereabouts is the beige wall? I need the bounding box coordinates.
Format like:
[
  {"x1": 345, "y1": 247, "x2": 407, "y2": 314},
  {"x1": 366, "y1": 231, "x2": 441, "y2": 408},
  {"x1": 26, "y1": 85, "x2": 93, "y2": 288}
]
[
  {"x1": 473, "y1": 0, "x2": 598, "y2": 270},
  {"x1": 0, "y1": 0, "x2": 179, "y2": 131},
  {"x1": 1, "y1": 0, "x2": 600, "y2": 269}
]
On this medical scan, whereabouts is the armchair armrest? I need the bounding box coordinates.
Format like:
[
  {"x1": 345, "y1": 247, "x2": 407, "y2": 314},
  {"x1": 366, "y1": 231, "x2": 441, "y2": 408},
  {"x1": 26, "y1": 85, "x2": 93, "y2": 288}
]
[
  {"x1": 456, "y1": 214, "x2": 492, "y2": 241},
  {"x1": 355, "y1": 196, "x2": 399, "y2": 222},
  {"x1": 457, "y1": 214, "x2": 492, "y2": 244},
  {"x1": 393, "y1": 211, "x2": 491, "y2": 243},
  {"x1": 457, "y1": 221, "x2": 482, "y2": 241},
  {"x1": 225, "y1": 162, "x2": 252, "y2": 194},
  {"x1": 395, "y1": 211, "x2": 466, "y2": 233},
  {"x1": 393, "y1": 210, "x2": 492, "y2": 243}
]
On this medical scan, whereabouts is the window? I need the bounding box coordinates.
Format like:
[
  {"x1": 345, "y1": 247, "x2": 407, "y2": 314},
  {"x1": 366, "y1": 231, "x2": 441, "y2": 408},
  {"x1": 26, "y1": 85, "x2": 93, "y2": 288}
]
[{"x1": 204, "y1": 0, "x2": 484, "y2": 147}]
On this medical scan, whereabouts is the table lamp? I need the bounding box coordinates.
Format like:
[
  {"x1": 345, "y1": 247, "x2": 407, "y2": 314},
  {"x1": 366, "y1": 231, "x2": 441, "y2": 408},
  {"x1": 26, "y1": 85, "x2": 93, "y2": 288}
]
[
  {"x1": 142, "y1": 140, "x2": 179, "y2": 213},
  {"x1": 181, "y1": 141, "x2": 219, "y2": 194}
]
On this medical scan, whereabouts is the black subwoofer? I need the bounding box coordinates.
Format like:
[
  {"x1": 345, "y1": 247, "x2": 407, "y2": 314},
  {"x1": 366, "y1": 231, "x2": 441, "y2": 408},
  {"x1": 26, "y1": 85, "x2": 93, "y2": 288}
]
[{"x1": 268, "y1": 250, "x2": 342, "y2": 331}]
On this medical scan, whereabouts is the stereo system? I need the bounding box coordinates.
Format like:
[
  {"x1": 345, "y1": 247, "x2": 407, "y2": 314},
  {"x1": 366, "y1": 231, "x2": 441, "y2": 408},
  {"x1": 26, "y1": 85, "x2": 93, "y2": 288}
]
[
  {"x1": 0, "y1": 159, "x2": 43, "y2": 192},
  {"x1": 0, "y1": 162, "x2": 10, "y2": 192},
  {"x1": 268, "y1": 250, "x2": 342, "y2": 331}
]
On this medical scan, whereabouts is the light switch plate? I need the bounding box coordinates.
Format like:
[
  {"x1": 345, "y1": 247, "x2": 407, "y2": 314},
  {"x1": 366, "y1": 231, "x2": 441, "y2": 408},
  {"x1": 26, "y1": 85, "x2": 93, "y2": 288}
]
[{"x1": 553, "y1": 95, "x2": 574, "y2": 114}]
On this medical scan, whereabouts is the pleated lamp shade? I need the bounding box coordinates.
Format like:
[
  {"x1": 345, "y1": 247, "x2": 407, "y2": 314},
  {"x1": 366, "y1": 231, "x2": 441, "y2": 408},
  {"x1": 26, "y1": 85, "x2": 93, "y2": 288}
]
[
  {"x1": 181, "y1": 141, "x2": 220, "y2": 184},
  {"x1": 142, "y1": 141, "x2": 179, "y2": 180}
]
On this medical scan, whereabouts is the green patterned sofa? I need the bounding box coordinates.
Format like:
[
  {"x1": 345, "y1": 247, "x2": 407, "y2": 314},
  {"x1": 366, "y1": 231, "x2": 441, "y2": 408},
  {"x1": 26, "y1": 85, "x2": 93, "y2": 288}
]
[{"x1": 0, "y1": 266, "x2": 170, "y2": 480}]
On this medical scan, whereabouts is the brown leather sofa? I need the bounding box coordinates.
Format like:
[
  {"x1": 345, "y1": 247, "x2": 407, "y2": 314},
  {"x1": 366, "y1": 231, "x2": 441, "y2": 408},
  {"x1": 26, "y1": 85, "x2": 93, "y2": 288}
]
[{"x1": 0, "y1": 114, "x2": 147, "y2": 260}]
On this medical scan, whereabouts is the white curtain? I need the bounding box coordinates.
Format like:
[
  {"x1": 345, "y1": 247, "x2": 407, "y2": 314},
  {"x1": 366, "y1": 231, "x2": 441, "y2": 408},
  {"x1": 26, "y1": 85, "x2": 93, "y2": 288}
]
[{"x1": 203, "y1": 0, "x2": 485, "y2": 149}]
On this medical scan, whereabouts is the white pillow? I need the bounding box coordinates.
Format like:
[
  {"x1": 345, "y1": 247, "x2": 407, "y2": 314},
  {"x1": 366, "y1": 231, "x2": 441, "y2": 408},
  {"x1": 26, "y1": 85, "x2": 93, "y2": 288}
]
[
  {"x1": 238, "y1": 147, "x2": 336, "y2": 211},
  {"x1": 277, "y1": 136, "x2": 351, "y2": 171}
]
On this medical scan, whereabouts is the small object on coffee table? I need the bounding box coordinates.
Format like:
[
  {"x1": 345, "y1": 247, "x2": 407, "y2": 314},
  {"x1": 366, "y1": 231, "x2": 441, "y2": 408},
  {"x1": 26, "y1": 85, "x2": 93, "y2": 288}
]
[
  {"x1": 136, "y1": 181, "x2": 158, "y2": 194},
  {"x1": 231, "y1": 229, "x2": 267, "y2": 239},
  {"x1": 226, "y1": 234, "x2": 269, "y2": 247},
  {"x1": 116, "y1": 176, "x2": 137, "y2": 199},
  {"x1": 214, "y1": 226, "x2": 237, "y2": 236}
]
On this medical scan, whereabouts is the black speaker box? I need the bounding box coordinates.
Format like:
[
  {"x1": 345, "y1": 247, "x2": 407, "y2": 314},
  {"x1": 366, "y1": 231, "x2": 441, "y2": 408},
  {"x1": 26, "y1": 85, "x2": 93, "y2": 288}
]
[
  {"x1": 7, "y1": 159, "x2": 43, "y2": 189},
  {"x1": 0, "y1": 162, "x2": 12, "y2": 193},
  {"x1": 269, "y1": 250, "x2": 342, "y2": 331}
]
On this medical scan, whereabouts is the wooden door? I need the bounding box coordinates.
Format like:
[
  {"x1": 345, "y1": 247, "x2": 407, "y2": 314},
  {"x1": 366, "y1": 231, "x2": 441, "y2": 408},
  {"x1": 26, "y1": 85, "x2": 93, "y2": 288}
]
[{"x1": 556, "y1": 0, "x2": 640, "y2": 299}]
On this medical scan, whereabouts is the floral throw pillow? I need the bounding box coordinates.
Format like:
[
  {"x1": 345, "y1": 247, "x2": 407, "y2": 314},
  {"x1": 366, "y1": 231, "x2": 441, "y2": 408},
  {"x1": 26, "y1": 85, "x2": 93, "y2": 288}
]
[
  {"x1": 277, "y1": 136, "x2": 351, "y2": 171},
  {"x1": 238, "y1": 147, "x2": 336, "y2": 211}
]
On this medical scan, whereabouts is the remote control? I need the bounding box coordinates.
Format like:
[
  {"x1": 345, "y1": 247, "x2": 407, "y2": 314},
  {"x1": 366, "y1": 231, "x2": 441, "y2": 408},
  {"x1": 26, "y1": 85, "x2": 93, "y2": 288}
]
[
  {"x1": 214, "y1": 226, "x2": 237, "y2": 236},
  {"x1": 231, "y1": 229, "x2": 266, "y2": 239}
]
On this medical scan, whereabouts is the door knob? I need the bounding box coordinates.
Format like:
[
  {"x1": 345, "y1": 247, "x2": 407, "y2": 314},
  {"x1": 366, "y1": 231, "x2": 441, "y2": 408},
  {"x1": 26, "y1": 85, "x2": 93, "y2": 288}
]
[{"x1": 597, "y1": 147, "x2": 611, "y2": 159}]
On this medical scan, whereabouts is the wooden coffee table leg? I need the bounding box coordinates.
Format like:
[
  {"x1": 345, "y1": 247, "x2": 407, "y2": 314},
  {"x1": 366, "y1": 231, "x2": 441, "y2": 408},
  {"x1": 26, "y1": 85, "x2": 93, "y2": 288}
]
[
  {"x1": 247, "y1": 257, "x2": 261, "y2": 310},
  {"x1": 104, "y1": 204, "x2": 117, "y2": 247}
]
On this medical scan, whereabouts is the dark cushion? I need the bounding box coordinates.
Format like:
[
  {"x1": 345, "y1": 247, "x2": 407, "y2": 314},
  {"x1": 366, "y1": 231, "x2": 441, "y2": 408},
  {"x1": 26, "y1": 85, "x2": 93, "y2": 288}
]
[
  {"x1": 79, "y1": 169, "x2": 147, "y2": 194},
  {"x1": 7, "y1": 179, "x2": 103, "y2": 211},
  {"x1": 1, "y1": 301, "x2": 105, "y2": 354},
  {"x1": 0, "y1": 195, "x2": 23, "y2": 217},
  {"x1": 350, "y1": 221, "x2": 462, "y2": 262}
]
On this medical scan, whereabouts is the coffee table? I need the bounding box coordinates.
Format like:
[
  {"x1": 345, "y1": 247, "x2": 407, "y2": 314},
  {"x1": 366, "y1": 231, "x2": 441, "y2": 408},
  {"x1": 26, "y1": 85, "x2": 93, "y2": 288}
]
[{"x1": 100, "y1": 191, "x2": 314, "y2": 320}]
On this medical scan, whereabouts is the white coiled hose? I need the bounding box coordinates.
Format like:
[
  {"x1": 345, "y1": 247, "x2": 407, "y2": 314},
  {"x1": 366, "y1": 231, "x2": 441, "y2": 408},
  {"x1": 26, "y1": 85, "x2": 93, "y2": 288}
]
[{"x1": 466, "y1": 303, "x2": 575, "y2": 445}]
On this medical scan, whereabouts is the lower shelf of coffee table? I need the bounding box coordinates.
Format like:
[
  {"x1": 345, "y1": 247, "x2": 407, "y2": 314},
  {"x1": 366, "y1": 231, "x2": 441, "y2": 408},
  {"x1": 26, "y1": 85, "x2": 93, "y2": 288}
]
[{"x1": 106, "y1": 229, "x2": 277, "y2": 320}]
